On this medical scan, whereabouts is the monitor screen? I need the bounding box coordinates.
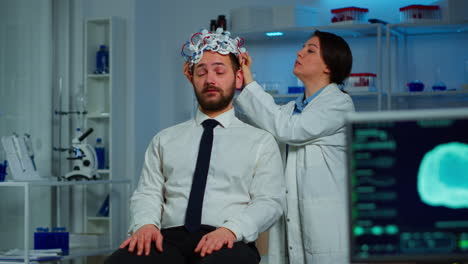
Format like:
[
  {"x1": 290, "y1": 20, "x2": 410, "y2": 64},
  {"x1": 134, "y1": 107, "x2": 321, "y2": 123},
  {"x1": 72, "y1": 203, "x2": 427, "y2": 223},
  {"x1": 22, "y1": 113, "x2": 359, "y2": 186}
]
[{"x1": 346, "y1": 108, "x2": 468, "y2": 263}]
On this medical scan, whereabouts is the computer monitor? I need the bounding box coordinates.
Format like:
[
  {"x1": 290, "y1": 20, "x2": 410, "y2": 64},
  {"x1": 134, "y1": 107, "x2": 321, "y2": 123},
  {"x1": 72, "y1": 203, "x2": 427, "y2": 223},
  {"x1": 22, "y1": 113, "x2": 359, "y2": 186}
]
[{"x1": 346, "y1": 108, "x2": 468, "y2": 263}]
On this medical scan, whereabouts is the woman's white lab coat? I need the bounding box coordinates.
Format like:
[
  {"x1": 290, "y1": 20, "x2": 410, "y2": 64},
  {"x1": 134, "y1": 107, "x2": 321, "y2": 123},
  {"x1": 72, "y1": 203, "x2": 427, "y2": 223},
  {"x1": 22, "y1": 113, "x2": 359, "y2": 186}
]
[{"x1": 236, "y1": 81, "x2": 355, "y2": 264}]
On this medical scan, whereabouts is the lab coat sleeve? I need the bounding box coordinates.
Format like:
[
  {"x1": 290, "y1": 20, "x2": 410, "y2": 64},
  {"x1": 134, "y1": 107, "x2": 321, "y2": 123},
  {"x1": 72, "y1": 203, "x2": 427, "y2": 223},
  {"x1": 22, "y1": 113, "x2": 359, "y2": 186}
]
[
  {"x1": 221, "y1": 133, "x2": 286, "y2": 243},
  {"x1": 236, "y1": 81, "x2": 354, "y2": 146},
  {"x1": 128, "y1": 135, "x2": 165, "y2": 234}
]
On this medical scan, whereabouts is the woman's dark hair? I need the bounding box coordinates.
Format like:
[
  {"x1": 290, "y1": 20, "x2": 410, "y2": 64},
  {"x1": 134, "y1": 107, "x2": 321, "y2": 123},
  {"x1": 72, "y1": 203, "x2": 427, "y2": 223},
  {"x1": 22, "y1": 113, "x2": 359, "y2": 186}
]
[{"x1": 312, "y1": 30, "x2": 352, "y2": 85}]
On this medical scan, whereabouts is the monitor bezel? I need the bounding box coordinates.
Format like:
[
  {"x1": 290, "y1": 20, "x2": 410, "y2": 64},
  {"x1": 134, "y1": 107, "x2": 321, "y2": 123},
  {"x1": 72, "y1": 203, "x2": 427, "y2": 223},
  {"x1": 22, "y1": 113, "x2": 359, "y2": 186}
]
[{"x1": 346, "y1": 108, "x2": 468, "y2": 263}]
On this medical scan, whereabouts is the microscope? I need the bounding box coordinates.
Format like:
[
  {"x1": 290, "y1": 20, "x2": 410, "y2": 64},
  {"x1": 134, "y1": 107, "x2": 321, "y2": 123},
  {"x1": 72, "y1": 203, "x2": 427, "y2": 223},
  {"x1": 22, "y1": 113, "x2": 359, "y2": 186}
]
[{"x1": 64, "y1": 128, "x2": 100, "y2": 181}]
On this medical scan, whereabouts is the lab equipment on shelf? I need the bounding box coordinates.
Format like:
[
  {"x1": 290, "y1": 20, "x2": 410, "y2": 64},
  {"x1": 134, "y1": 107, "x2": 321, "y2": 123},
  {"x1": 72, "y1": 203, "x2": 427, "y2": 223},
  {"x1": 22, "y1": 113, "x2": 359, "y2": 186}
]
[
  {"x1": 288, "y1": 86, "x2": 305, "y2": 94},
  {"x1": 407, "y1": 80, "x2": 425, "y2": 92},
  {"x1": 95, "y1": 137, "x2": 105, "y2": 170},
  {"x1": 0, "y1": 160, "x2": 6, "y2": 182},
  {"x1": 1, "y1": 133, "x2": 40, "y2": 181},
  {"x1": 432, "y1": 67, "x2": 447, "y2": 91},
  {"x1": 23, "y1": 133, "x2": 36, "y2": 171},
  {"x1": 97, "y1": 194, "x2": 110, "y2": 217},
  {"x1": 463, "y1": 59, "x2": 468, "y2": 90},
  {"x1": 34, "y1": 227, "x2": 69, "y2": 255},
  {"x1": 261, "y1": 81, "x2": 280, "y2": 94},
  {"x1": 95, "y1": 45, "x2": 109, "y2": 74},
  {"x1": 0, "y1": 147, "x2": 6, "y2": 182},
  {"x1": 230, "y1": 6, "x2": 318, "y2": 33},
  {"x1": 0, "y1": 248, "x2": 62, "y2": 262},
  {"x1": 64, "y1": 127, "x2": 100, "y2": 181},
  {"x1": 210, "y1": 19, "x2": 217, "y2": 31},
  {"x1": 331, "y1": 6, "x2": 369, "y2": 24},
  {"x1": 399, "y1": 5, "x2": 441, "y2": 23},
  {"x1": 344, "y1": 73, "x2": 377, "y2": 92},
  {"x1": 217, "y1": 15, "x2": 227, "y2": 30}
]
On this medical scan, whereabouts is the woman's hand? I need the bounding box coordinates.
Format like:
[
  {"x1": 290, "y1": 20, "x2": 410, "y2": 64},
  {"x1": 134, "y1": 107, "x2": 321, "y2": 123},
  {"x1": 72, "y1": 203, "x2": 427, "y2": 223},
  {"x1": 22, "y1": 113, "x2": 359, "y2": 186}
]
[{"x1": 239, "y1": 52, "x2": 254, "y2": 86}]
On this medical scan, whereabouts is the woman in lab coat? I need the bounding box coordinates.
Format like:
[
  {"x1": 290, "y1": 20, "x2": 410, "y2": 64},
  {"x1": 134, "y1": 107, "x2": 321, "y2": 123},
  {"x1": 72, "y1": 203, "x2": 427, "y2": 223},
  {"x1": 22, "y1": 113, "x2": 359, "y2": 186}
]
[{"x1": 236, "y1": 30, "x2": 355, "y2": 264}]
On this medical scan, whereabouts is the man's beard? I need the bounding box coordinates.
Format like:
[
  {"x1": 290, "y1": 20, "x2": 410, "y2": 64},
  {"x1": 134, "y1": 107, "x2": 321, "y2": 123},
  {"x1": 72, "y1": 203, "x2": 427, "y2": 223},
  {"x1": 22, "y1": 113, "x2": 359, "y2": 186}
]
[{"x1": 194, "y1": 82, "x2": 235, "y2": 112}]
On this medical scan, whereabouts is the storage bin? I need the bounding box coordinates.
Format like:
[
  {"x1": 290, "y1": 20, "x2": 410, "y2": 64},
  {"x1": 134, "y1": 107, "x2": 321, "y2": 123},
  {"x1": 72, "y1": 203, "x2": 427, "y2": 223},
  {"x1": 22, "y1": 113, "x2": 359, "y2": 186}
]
[
  {"x1": 436, "y1": 0, "x2": 468, "y2": 23},
  {"x1": 344, "y1": 73, "x2": 376, "y2": 92},
  {"x1": 399, "y1": 5, "x2": 441, "y2": 23},
  {"x1": 288, "y1": 86, "x2": 305, "y2": 94},
  {"x1": 331, "y1": 7, "x2": 369, "y2": 24},
  {"x1": 34, "y1": 227, "x2": 69, "y2": 254},
  {"x1": 70, "y1": 233, "x2": 107, "y2": 249}
]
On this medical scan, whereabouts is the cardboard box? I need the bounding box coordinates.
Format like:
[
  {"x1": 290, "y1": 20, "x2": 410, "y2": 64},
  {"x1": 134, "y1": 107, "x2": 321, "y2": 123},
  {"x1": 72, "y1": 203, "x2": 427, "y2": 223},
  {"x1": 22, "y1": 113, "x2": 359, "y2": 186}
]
[
  {"x1": 70, "y1": 233, "x2": 107, "y2": 249},
  {"x1": 230, "y1": 6, "x2": 318, "y2": 32},
  {"x1": 433, "y1": 0, "x2": 468, "y2": 23}
]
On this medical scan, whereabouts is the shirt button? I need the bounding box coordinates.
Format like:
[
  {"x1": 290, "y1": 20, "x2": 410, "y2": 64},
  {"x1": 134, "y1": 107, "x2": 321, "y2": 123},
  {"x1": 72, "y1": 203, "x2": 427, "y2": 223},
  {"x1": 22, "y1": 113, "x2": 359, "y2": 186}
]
[
  {"x1": 287, "y1": 218, "x2": 290, "y2": 222},
  {"x1": 286, "y1": 190, "x2": 289, "y2": 194},
  {"x1": 289, "y1": 246, "x2": 293, "y2": 250}
]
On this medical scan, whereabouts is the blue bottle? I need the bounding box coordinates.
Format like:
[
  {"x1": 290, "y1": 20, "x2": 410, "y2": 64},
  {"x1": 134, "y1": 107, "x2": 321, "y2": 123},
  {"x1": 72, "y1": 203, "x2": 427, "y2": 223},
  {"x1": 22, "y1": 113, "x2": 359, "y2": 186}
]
[
  {"x1": 95, "y1": 45, "x2": 109, "y2": 74},
  {"x1": 0, "y1": 147, "x2": 7, "y2": 182},
  {"x1": 97, "y1": 194, "x2": 110, "y2": 217},
  {"x1": 0, "y1": 161, "x2": 7, "y2": 182},
  {"x1": 95, "y1": 137, "x2": 105, "y2": 170}
]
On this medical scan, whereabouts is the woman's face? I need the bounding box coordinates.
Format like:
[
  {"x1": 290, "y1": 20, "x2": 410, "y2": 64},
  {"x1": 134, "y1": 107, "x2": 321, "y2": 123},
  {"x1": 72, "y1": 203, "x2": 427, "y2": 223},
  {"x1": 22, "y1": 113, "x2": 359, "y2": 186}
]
[{"x1": 293, "y1": 36, "x2": 330, "y2": 82}]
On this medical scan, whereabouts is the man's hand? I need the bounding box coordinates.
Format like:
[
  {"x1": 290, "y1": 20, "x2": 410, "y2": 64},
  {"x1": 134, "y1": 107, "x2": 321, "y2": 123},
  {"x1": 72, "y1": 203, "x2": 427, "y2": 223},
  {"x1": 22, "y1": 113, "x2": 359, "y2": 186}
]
[
  {"x1": 194, "y1": 227, "x2": 237, "y2": 257},
  {"x1": 119, "y1": 224, "x2": 163, "y2": 256},
  {"x1": 239, "y1": 52, "x2": 254, "y2": 86}
]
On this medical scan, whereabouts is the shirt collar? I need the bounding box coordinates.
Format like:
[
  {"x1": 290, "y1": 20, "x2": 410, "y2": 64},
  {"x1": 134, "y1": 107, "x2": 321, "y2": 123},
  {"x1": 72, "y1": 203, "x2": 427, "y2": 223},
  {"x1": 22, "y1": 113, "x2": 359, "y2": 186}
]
[
  {"x1": 195, "y1": 108, "x2": 235, "y2": 128},
  {"x1": 293, "y1": 84, "x2": 328, "y2": 114}
]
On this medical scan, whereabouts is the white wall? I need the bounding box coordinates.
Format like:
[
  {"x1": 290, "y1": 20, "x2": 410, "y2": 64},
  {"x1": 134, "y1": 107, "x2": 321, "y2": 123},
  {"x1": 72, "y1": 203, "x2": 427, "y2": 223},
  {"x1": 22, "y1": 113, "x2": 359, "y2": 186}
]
[
  {"x1": 0, "y1": 0, "x2": 53, "y2": 250},
  {"x1": 73, "y1": 0, "x2": 466, "y2": 184}
]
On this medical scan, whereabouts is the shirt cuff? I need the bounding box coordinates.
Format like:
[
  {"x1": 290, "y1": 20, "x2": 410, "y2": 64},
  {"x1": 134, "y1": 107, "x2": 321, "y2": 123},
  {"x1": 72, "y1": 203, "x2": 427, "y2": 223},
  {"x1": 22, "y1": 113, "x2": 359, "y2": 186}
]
[
  {"x1": 243, "y1": 81, "x2": 261, "y2": 93},
  {"x1": 129, "y1": 221, "x2": 160, "y2": 235},
  {"x1": 221, "y1": 221, "x2": 243, "y2": 242},
  {"x1": 237, "y1": 81, "x2": 261, "y2": 103}
]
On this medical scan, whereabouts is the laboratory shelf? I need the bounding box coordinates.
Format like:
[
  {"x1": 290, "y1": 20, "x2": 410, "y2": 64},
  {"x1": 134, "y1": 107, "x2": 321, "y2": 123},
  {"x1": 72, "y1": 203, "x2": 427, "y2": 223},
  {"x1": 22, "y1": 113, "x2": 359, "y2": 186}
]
[
  {"x1": 391, "y1": 90, "x2": 468, "y2": 97},
  {"x1": 87, "y1": 74, "x2": 110, "y2": 79},
  {"x1": 272, "y1": 91, "x2": 381, "y2": 101},
  {"x1": 234, "y1": 23, "x2": 383, "y2": 41},
  {"x1": 0, "y1": 179, "x2": 129, "y2": 187},
  {"x1": 86, "y1": 112, "x2": 110, "y2": 119},
  {"x1": 273, "y1": 93, "x2": 300, "y2": 99},
  {"x1": 88, "y1": 216, "x2": 110, "y2": 221},
  {"x1": 62, "y1": 248, "x2": 114, "y2": 260},
  {"x1": 388, "y1": 22, "x2": 468, "y2": 36},
  {"x1": 385, "y1": 21, "x2": 468, "y2": 110},
  {"x1": 0, "y1": 179, "x2": 130, "y2": 263},
  {"x1": 348, "y1": 91, "x2": 380, "y2": 97}
]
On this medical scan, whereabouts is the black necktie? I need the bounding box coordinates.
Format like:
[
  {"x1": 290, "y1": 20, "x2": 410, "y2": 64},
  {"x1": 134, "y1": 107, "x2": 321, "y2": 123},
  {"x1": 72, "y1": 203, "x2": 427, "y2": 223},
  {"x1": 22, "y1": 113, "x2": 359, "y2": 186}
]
[{"x1": 185, "y1": 119, "x2": 219, "y2": 232}]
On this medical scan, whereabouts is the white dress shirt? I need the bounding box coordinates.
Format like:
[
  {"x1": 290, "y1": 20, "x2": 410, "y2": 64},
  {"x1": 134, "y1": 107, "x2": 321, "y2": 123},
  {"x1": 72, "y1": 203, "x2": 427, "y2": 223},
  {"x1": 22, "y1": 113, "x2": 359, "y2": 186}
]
[{"x1": 129, "y1": 108, "x2": 286, "y2": 243}]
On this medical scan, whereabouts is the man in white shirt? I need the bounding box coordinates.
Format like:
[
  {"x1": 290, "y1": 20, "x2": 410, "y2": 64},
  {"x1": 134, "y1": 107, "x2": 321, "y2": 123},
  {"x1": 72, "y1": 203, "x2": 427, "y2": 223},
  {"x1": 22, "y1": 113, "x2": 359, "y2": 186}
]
[{"x1": 105, "y1": 28, "x2": 285, "y2": 264}]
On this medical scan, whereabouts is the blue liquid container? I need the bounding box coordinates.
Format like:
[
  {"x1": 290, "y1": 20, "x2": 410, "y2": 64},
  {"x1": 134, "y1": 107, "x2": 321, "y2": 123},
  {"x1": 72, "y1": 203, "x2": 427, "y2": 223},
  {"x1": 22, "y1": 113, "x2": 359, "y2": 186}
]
[
  {"x1": 95, "y1": 137, "x2": 105, "y2": 170},
  {"x1": 97, "y1": 194, "x2": 110, "y2": 217},
  {"x1": 34, "y1": 227, "x2": 69, "y2": 255},
  {"x1": 407, "y1": 80, "x2": 424, "y2": 92},
  {"x1": 95, "y1": 45, "x2": 109, "y2": 74},
  {"x1": 288, "y1": 86, "x2": 305, "y2": 94},
  {"x1": 0, "y1": 161, "x2": 7, "y2": 182},
  {"x1": 432, "y1": 81, "x2": 447, "y2": 91}
]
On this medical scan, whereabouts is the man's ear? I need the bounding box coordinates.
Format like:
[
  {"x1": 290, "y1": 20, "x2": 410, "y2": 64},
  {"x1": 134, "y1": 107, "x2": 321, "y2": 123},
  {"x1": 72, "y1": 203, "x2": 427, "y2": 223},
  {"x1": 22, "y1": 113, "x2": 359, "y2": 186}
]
[
  {"x1": 183, "y1": 62, "x2": 193, "y2": 83},
  {"x1": 235, "y1": 69, "x2": 244, "y2": 89},
  {"x1": 324, "y1": 66, "x2": 331, "y2": 75}
]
